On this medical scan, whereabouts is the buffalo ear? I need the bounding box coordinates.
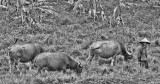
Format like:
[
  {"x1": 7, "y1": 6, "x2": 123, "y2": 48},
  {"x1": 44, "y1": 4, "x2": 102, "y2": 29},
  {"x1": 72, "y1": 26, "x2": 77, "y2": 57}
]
[
  {"x1": 7, "y1": 46, "x2": 11, "y2": 51},
  {"x1": 78, "y1": 62, "x2": 83, "y2": 68},
  {"x1": 8, "y1": 47, "x2": 11, "y2": 50}
]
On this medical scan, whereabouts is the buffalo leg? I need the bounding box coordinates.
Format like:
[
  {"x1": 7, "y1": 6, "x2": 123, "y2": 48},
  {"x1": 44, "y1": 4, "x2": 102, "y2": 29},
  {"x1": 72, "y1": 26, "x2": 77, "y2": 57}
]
[
  {"x1": 12, "y1": 59, "x2": 17, "y2": 72},
  {"x1": 37, "y1": 67, "x2": 42, "y2": 74},
  {"x1": 33, "y1": 67, "x2": 41, "y2": 76},
  {"x1": 87, "y1": 49, "x2": 94, "y2": 64},
  {"x1": 111, "y1": 55, "x2": 117, "y2": 66},
  {"x1": 94, "y1": 55, "x2": 99, "y2": 65},
  {"x1": 16, "y1": 58, "x2": 20, "y2": 71},
  {"x1": 31, "y1": 61, "x2": 36, "y2": 70},
  {"x1": 29, "y1": 65, "x2": 32, "y2": 70},
  {"x1": 43, "y1": 67, "x2": 49, "y2": 74},
  {"x1": 114, "y1": 55, "x2": 117, "y2": 66},
  {"x1": 63, "y1": 69, "x2": 66, "y2": 74},
  {"x1": 94, "y1": 54, "x2": 98, "y2": 61},
  {"x1": 9, "y1": 59, "x2": 12, "y2": 73},
  {"x1": 28, "y1": 61, "x2": 32, "y2": 70},
  {"x1": 111, "y1": 58, "x2": 114, "y2": 66},
  {"x1": 62, "y1": 65, "x2": 67, "y2": 74}
]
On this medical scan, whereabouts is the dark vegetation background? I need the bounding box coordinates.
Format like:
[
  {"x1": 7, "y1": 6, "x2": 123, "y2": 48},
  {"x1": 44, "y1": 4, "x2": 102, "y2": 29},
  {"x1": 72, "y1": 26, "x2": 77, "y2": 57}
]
[{"x1": 0, "y1": 0, "x2": 160, "y2": 84}]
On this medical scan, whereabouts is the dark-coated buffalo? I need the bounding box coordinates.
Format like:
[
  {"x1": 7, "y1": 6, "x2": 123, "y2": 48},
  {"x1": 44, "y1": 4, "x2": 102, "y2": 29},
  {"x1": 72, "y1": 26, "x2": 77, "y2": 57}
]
[
  {"x1": 83, "y1": 40, "x2": 133, "y2": 66},
  {"x1": 33, "y1": 52, "x2": 83, "y2": 75},
  {"x1": 8, "y1": 43, "x2": 44, "y2": 72}
]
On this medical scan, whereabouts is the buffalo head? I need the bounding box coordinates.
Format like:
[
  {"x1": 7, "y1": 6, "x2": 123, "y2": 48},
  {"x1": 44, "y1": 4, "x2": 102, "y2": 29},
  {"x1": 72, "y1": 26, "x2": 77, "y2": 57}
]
[
  {"x1": 74, "y1": 62, "x2": 83, "y2": 75},
  {"x1": 123, "y1": 43, "x2": 135, "y2": 61},
  {"x1": 8, "y1": 46, "x2": 25, "y2": 72},
  {"x1": 125, "y1": 51, "x2": 133, "y2": 60},
  {"x1": 9, "y1": 46, "x2": 25, "y2": 62}
]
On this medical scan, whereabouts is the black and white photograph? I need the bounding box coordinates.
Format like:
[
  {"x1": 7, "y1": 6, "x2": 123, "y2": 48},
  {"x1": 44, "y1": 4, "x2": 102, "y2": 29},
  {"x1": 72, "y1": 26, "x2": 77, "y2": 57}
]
[{"x1": 0, "y1": 0, "x2": 160, "y2": 84}]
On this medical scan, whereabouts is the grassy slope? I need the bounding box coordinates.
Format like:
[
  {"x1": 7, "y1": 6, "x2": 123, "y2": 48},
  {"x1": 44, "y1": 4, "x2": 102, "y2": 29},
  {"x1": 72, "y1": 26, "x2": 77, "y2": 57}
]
[{"x1": 0, "y1": 0, "x2": 160, "y2": 84}]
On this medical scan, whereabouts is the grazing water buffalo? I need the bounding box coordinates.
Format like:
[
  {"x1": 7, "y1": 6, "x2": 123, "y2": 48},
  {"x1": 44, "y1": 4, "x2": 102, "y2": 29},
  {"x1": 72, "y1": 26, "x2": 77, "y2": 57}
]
[
  {"x1": 83, "y1": 40, "x2": 133, "y2": 66},
  {"x1": 8, "y1": 43, "x2": 44, "y2": 72},
  {"x1": 33, "y1": 52, "x2": 83, "y2": 75}
]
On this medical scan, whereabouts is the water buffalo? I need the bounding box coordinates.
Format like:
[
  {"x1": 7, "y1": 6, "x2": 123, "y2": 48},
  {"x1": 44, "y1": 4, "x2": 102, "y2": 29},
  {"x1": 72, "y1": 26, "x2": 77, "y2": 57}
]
[
  {"x1": 33, "y1": 52, "x2": 83, "y2": 75},
  {"x1": 83, "y1": 40, "x2": 133, "y2": 66},
  {"x1": 8, "y1": 43, "x2": 44, "y2": 72}
]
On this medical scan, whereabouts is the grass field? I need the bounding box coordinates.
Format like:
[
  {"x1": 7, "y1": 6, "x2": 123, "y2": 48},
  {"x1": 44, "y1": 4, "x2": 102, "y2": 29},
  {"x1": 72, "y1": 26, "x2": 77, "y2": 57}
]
[{"x1": 0, "y1": 0, "x2": 160, "y2": 84}]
